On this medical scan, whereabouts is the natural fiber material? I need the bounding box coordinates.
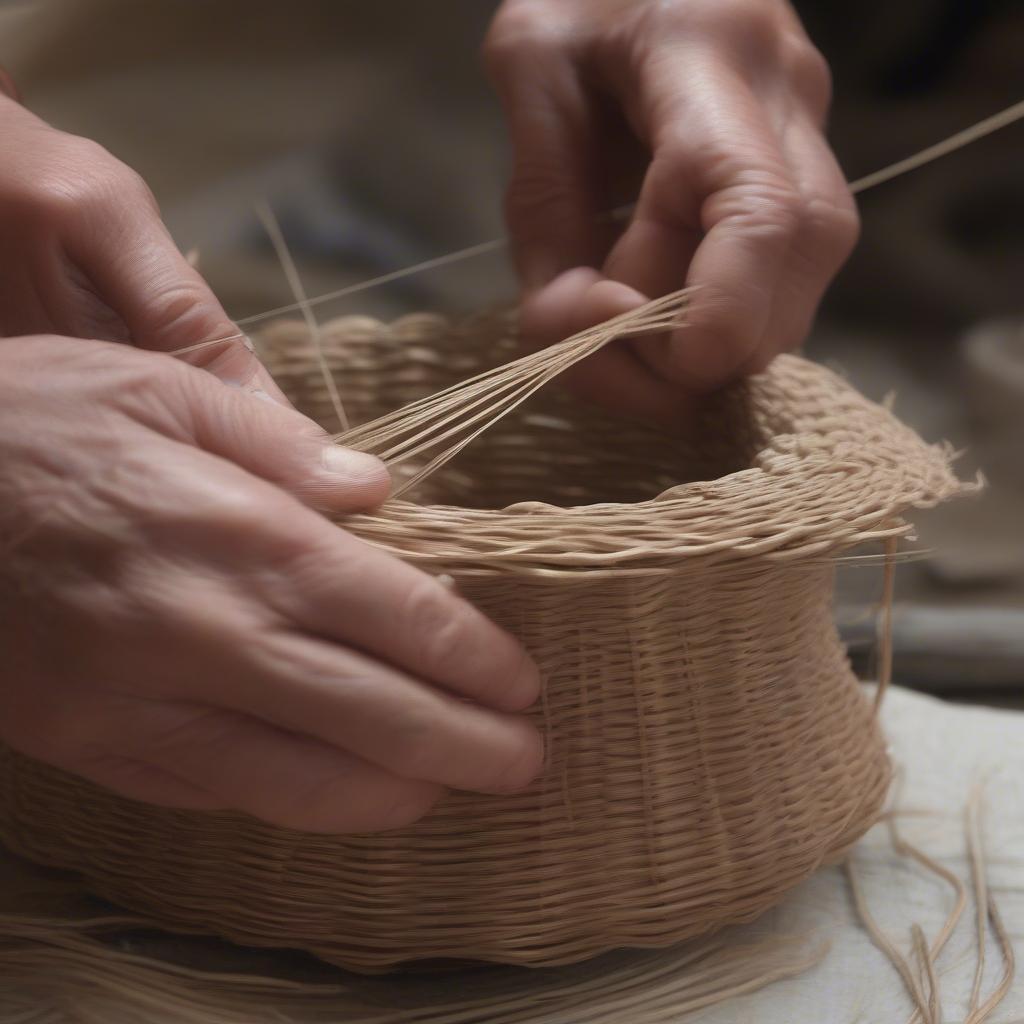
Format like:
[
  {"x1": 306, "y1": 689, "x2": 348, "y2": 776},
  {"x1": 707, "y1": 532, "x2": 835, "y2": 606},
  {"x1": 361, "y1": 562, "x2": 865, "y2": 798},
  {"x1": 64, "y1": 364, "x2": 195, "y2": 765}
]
[
  {"x1": 0, "y1": 906, "x2": 828, "y2": 1024},
  {"x1": 0, "y1": 308, "x2": 966, "y2": 972}
]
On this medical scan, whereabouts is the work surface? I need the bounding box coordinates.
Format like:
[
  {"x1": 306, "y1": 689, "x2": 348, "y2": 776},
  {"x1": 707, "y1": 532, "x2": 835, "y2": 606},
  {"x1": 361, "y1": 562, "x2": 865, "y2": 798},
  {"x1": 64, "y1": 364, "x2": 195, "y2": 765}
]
[{"x1": 1, "y1": 686, "x2": 1022, "y2": 1024}]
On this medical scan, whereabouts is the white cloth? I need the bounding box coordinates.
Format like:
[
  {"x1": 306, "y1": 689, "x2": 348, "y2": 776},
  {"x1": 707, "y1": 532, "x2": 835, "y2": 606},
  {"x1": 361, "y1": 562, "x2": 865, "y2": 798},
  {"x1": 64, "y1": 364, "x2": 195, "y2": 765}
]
[{"x1": 695, "y1": 687, "x2": 1024, "y2": 1023}]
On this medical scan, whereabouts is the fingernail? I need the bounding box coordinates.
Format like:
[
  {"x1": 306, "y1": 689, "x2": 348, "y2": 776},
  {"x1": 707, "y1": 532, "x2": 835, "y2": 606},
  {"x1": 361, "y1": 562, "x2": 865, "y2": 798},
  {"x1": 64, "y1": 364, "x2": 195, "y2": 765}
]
[
  {"x1": 594, "y1": 280, "x2": 647, "y2": 306},
  {"x1": 224, "y1": 379, "x2": 276, "y2": 403},
  {"x1": 507, "y1": 650, "x2": 542, "y2": 711},
  {"x1": 322, "y1": 444, "x2": 388, "y2": 483},
  {"x1": 491, "y1": 727, "x2": 546, "y2": 794}
]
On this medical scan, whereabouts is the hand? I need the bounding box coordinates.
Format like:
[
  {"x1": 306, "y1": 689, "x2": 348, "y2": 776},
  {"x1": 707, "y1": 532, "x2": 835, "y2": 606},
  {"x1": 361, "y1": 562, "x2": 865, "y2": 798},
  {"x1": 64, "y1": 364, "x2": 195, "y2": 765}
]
[
  {"x1": 485, "y1": 0, "x2": 859, "y2": 425},
  {"x1": 0, "y1": 337, "x2": 542, "y2": 832},
  {"x1": 0, "y1": 91, "x2": 282, "y2": 398}
]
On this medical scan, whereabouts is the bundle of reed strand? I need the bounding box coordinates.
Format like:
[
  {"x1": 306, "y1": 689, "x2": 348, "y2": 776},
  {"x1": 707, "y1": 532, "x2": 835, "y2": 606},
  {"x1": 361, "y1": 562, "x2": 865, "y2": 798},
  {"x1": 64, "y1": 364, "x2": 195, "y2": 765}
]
[{"x1": 335, "y1": 288, "x2": 693, "y2": 498}]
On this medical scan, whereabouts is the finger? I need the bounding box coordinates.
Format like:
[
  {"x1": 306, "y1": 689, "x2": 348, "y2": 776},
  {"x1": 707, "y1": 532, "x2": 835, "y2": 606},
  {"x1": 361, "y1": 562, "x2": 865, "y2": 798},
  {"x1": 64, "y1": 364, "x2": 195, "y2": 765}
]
[
  {"x1": 520, "y1": 267, "x2": 690, "y2": 426},
  {"x1": 61, "y1": 179, "x2": 289, "y2": 402},
  {"x1": 140, "y1": 355, "x2": 390, "y2": 513},
  {"x1": 196, "y1": 629, "x2": 543, "y2": 797},
  {"x1": 80, "y1": 474, "x2": 541, "y2": 795},
  {"x1": 485, "y1": 26, "x2": 610, "y2": 291},
  {"x1": 601, "y1": 195, "x2": 701, "y2": 303},
  {"x1": 603, "y1": 62, "x2": 803, "y2": 390},
  {"x1": 118, "y1": 701, "x2": 444, "y2": 833},
  {"x1": 738, "y1": 112, "x2": 858, "y2": 374},
  {"x1": 248, "y1": 524, "x2": 540, "y2": 714}
]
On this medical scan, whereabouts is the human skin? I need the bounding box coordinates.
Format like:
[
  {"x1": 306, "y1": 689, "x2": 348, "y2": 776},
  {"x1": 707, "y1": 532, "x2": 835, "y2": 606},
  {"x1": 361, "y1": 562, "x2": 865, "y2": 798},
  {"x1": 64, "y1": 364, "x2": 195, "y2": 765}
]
[
  {"x1": 0, "y1": 94, "x2": 542, "y2": 832},
  {"x1": 485, "y1": 0, "x2": 860, "y2": 426},
  {"x1": 0, "y1": 0, "x2": 855, "y2": 831},
  {"x1": 0, "y1": 334, "x2": 544, "y2": 831}
]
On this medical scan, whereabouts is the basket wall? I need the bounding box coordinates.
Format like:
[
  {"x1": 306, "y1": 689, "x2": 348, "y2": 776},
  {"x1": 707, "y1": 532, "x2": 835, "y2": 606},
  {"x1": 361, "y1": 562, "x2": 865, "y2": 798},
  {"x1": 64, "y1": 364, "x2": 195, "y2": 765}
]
[{"x1": 0, "y1": 312, "x2": 928, "y2": 971}]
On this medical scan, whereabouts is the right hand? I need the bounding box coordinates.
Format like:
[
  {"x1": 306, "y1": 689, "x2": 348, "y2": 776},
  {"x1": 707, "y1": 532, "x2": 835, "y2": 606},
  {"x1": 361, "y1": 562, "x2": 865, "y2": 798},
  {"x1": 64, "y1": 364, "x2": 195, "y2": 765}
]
[{"x1": 0, "y1": 336, "x2": 543, "y2": 833}]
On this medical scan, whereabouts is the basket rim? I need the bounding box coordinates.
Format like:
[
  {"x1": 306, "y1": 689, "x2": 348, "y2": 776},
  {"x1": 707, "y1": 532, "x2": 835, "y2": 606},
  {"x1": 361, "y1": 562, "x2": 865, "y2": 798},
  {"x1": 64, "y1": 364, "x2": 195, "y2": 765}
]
[{"x1": 263, "y1": 317, "x2": 970, "y2": 572}]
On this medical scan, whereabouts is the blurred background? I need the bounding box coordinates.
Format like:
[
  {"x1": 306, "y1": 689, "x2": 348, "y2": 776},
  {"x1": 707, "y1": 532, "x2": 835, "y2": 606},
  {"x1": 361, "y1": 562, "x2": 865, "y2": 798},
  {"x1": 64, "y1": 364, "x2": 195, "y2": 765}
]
[{"x1": 1, "y1": 0, "x2": 1022, "y2": 702}]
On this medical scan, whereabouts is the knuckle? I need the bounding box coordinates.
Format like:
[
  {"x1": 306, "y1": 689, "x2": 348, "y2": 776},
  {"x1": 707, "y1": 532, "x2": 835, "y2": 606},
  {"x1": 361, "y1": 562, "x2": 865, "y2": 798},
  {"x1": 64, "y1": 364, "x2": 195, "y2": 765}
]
[
  {"x1": 732, "y1": 178, "x2": 804, "y2": 240},
  {"x1": 29, "y1": 175, "x2": 110, "y2": 224},
  {"x1": 146, "y1": 280, "x2": 217, "y2": 337},
  {"x1": 801, "y1": 195, "x2": 861, "y2": 263},
  {"x1": 29, "y1": 143, "x2": 151, "y2": 224},
  {"x1": 95, "y1": 344, "x2": 185, "y2": 411},
  {"x1": 400, "y1": 577, "x2": 534, "y2": 709},
  {"x1": 785, "y1": 38, "x2": 833, "y2": 110},
  {"x1": 403, "y1": 578, "x2": 473, "y2": 677}
]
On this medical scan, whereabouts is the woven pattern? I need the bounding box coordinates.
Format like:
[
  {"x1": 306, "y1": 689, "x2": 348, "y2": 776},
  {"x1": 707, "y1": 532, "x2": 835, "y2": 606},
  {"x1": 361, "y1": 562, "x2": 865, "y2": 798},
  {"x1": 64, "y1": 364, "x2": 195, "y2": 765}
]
[{"x1": 0, "y1": 311, "x2": 965, "y2": 971}]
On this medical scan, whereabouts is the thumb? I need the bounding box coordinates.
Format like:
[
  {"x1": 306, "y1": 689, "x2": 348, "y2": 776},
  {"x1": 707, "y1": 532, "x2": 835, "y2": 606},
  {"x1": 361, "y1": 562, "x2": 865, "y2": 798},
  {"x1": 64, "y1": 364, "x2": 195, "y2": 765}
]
[{"x1": 166, "y1": 358, "x2": 391, "y2": 514}]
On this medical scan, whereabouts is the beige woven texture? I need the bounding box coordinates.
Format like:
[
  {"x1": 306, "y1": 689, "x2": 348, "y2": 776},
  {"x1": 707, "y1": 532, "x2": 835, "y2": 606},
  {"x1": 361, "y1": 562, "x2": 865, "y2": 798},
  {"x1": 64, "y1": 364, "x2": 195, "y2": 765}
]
[{"x1": 0, "y1": 308, "x2": 966, "y2": 972}]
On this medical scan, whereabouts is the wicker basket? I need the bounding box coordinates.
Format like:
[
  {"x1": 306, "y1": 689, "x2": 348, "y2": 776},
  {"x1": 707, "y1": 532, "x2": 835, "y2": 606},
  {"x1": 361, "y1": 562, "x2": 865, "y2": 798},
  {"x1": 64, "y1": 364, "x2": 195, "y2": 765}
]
[{"x1": 0, "y1": 311, "x2": 963, "y2": 971}]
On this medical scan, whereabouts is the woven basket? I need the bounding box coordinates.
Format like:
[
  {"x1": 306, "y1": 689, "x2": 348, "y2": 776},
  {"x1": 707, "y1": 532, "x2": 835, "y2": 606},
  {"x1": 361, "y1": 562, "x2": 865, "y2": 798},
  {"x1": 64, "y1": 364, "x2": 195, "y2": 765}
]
[{"x1": 0, "y1": 310, "x2": 964, "y2": 971}]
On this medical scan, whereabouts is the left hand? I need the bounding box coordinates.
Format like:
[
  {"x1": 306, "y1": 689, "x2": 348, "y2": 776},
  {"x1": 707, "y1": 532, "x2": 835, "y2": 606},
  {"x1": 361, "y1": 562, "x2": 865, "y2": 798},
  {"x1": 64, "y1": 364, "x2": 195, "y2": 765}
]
[
  {"x1": 0, "y1": 88, "x2": 285, "y2": 403},
  {"x1": 484, "y1": 0, "x2": 859, "y2": 425}
]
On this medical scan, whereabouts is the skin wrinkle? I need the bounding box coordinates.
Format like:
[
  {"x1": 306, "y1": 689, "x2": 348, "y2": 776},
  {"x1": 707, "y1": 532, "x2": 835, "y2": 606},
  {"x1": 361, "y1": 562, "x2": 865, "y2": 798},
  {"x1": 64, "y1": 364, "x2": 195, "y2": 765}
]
[
  {"x1": 76, "y1": 752, "x2": 224, "y2": 810},
  {"x1": 57, "y1": 253, "x2": 131, "y2": 343}
]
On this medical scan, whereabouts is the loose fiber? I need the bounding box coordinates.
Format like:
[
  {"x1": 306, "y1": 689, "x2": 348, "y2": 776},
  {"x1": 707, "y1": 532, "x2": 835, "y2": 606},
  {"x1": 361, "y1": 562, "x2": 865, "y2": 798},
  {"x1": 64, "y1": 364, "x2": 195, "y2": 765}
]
[
  {"x1": 848, "y1": 788, "x2": 1015, "y2": 1024},
  {"x1": 0, "y1": 906, "x2": 828, "y2": 1024}
]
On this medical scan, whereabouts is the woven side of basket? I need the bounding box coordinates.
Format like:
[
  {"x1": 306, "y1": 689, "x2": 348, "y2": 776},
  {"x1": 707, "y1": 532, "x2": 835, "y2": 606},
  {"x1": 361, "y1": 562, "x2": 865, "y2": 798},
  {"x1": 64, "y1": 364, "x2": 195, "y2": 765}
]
[
  {"x1": 0, "y1": 310, "x2": 965, "y2": 971},
  {"x1": 0, "y1": 558, "x2": 886, "y2": 970}
]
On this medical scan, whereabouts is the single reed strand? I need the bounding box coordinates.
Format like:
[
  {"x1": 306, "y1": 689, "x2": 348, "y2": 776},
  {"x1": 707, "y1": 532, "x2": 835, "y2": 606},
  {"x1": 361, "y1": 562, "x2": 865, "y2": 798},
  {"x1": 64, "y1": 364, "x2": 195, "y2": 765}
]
[{"x1": 254, "y1": 201, "x2": 350, "y2": 432}]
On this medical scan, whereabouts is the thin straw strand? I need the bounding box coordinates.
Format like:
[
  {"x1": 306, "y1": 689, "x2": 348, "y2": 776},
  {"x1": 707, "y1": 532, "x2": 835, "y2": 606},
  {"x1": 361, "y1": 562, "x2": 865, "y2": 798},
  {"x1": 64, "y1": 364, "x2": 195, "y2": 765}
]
[
  {"x1": 845, "y1": 857, "x2": 935, "y2": 1022},
  {"x1": 335, "y1": 287, "x2": 692, "y2": 496},
  {"x1": 872, "y1": 535, "x2": 898, "y2": 716},
  {"x1": 967, "y1": 785, "x2": 988, "y2": 1017},
  {"x1": 254, "y1": 201, "x2": 349, "y2": 432},
  {"x1": 848, "y1": 98, "x2": 1024, "y2": 195}
]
